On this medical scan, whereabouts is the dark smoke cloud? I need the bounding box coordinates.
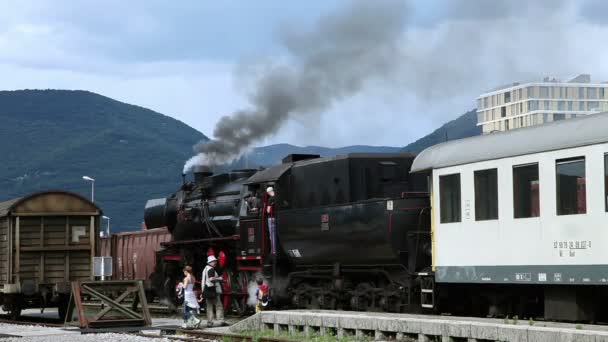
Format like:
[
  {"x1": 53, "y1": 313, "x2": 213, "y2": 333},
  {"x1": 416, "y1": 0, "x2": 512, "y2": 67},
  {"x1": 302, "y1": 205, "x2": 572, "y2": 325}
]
[
  {"x1": 183, "y1": 0, "x2": 605, "y2": 171},
  {"x1": 184, "y1": 0, "x2": 407, "y2": 171}
]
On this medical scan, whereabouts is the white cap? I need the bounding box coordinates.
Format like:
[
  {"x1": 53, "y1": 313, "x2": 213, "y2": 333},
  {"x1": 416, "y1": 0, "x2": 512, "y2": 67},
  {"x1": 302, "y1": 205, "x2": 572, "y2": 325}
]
[
  {"x1": 207, "y1": 255, "x2": 218, "y2": 264},
  {"x1": 266, "y1": 186, "x2": 274, "y2": 193}
]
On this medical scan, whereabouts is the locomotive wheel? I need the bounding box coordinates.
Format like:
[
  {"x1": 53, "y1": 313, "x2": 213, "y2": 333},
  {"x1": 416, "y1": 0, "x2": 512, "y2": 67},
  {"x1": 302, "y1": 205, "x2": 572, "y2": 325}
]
[
  {"x1": 233, "y1": 296, "x2": 248, "y2": 317},
  {"x1": 163, "y1": 277, "x2": 178, "y2": 310}
]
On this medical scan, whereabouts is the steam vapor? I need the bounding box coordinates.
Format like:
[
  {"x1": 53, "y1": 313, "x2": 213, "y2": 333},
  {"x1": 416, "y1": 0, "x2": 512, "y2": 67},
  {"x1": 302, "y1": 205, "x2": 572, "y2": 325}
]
[
  {"x1": 184, "y1": 0, "x2": 407, "y2": 172},
  {"x1": 183, "y1": 0, "x2": 584, "y2": 173}
]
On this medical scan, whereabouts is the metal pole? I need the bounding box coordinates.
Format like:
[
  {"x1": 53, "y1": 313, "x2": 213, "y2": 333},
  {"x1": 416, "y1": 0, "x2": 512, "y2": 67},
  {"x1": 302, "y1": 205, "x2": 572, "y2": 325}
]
[
  {"x1": 107, "y1": 217, "x2": 110, "y2": 236},
  {"x1": 91, "y1": 181, "x2": 95, "y2": 202}
]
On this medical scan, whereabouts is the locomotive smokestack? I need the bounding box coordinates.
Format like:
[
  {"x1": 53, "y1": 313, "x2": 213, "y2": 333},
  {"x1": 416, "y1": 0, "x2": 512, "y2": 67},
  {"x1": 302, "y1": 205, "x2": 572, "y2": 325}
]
[
  {"x1": 183, "y1": 0, "x2": 407, "y2": 171},
  {"x1": 193, "y1": 165, "x2": 213, "y2": 184}
]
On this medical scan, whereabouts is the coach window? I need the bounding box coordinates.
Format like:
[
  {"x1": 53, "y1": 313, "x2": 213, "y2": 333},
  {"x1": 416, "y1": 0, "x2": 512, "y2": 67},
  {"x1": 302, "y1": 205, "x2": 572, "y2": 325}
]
[
  {"x1": 556, "y1": 157, "x2": 586, "y2": 215},
  {"x1": 513, "y1": 163, "x2": 540, "y2": 218},
  {"x1": 439, "y1": 174, "x2": 461, "y2": 223},
  {"x1": 474, "y1": 169, "x2": 498, "y2": 220}
]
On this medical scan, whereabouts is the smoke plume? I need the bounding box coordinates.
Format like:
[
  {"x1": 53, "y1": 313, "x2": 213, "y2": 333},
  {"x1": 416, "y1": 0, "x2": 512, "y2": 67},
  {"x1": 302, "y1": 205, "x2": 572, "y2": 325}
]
[
  {"x1": 184, "y1": 0, "x2": 407, "y2": 171},
  {"x1": 182, "y1": 0, "x2": 597, "y2": 171}
]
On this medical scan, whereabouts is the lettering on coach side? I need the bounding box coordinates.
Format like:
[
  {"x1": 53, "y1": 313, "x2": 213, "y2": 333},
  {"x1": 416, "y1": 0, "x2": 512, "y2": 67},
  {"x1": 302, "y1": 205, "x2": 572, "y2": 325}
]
[{"x1": 553, "y1": 239, "x2": 592, "y2": 257}]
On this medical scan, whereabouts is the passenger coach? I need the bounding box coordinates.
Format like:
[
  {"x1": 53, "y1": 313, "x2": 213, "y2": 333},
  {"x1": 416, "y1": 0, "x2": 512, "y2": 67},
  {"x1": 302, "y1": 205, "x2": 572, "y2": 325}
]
[{"x1": 411, "y1": 112, "x2": 608, "y2": 321}]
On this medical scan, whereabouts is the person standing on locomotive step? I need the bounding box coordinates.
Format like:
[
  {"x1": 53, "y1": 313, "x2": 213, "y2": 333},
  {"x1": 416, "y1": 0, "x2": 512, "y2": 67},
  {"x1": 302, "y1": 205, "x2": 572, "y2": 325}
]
[
  {"x1": 202, "y1": 255, "x2": 225, "y2": 327},
  {"x1": 181, "y1": 265, "x2": 201, "y2": 328},
  {"x1": 266, "y1": 186, "x2": 277, "y2": 255}
]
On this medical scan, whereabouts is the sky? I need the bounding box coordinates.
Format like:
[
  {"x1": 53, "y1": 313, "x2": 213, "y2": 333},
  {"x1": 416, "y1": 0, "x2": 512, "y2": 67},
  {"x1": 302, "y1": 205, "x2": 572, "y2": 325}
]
[{"x1": 2, "y1": 0, "x2": 608, "y2": 149}]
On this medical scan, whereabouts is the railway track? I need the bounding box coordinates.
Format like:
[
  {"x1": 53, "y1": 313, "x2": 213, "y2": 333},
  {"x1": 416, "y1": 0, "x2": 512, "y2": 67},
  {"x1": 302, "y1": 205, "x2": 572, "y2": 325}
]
[
  {"x1": 136, "y1": 329, "x2": 301, "y2": 342},
  {"x1": 176, "y1": 330, "x2": 300, "y2": 342},
  {"x1": 0, "y1": 316, "x2": 65, "y2": 328}
]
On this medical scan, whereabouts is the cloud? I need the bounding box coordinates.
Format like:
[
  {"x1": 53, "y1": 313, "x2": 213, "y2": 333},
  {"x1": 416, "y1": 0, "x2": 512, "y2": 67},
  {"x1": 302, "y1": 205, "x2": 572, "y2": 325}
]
[{"x1": 1, "y1": 0, "x2": 608, "y2": 153}]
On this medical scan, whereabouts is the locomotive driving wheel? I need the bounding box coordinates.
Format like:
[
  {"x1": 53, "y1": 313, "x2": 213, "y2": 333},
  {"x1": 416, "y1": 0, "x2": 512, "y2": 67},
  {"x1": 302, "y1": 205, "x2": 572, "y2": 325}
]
[
  {"x1": 163, "y1": 277, "x2": 179, "y2": 311},
  {"x1": 231, "y1": 272, "x2": 250, "y2": 316}
]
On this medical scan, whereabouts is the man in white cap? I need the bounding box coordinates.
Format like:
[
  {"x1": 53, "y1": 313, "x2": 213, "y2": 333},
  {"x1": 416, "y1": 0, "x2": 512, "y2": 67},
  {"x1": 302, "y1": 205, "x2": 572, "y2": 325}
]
[
  {"x1": 265, "y1": 186, "x2": 277, "y2": 255},
  {"x1": 201, "y1": 255, "x2": 225, "y2": 327}
]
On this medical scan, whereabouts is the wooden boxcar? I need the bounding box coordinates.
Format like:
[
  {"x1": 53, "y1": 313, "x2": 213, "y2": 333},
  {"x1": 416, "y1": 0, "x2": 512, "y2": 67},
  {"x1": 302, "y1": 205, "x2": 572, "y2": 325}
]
[{"x1": 0, "y1": 191, "x2": 100, "y2": 319}]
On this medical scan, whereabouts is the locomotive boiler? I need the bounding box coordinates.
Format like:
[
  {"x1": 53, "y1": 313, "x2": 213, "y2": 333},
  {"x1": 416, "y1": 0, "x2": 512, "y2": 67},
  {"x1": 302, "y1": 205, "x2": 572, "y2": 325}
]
[{"x1": 144, "y1": 153, "x2": 432, "y2": 313}]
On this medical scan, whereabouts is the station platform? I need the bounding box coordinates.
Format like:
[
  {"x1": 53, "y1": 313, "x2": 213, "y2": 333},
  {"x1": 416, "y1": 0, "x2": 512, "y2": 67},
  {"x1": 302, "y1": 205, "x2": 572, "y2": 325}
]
[{"x1": 231, "y1": 310, "x2": 608, "y2": 341}]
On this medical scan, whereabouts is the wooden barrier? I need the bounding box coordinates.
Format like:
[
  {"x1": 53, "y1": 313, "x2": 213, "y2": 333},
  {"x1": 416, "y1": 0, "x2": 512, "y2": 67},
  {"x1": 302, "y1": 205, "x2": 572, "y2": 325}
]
[{"x1": 65, "y1": 280, "x2": 151, "y2": 329}]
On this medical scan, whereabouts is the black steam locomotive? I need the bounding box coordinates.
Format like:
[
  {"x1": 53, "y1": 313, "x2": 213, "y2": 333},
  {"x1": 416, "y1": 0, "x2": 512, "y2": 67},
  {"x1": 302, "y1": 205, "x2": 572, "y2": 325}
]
[{"x1": 144, "y1": 153, "x2": 431, "y2": 313}]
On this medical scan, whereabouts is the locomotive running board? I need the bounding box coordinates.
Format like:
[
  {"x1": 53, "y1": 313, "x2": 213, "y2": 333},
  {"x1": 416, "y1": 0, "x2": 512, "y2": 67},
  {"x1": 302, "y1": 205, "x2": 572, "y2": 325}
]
[{"x1": 160, "y1": 234, "x2": 240, "y2": 247}]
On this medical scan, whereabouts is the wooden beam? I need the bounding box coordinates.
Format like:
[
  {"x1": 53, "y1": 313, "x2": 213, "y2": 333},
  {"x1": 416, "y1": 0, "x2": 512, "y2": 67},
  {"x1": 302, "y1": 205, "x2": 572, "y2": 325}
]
[
  {"x1": 136, "y1": 280, "x2": 152, "y2": 326},
  {"x1": 39, "y1": 216, "x2": 44, "y2": 284},
  {"x1": 65, "y1": 216, "x2": 70, "y2": 283},
  {"x1": 81, "y1": 285, "x2": 141, "y2": 319},
  {"x1": 15, "y1": 217, "x2": 19, "y2": 285},
  {"x1": 7, "y1": 217, "x2": 12, "y2": 283},
  {"x1": 69, "y1": 280, "x2": 151, "y2": 329},
  {"x1": 89, "y1": 216, "x2": 95, "y2": 281},
  {"x1": 14, "y1": 212, "x2": 100, "y2": 217},
  {"x1": 65, "y1": 252, "x2": 70, "y2": 283},
  {"x1": 21, "y1": 246, "x2": 92, "y2": 252},
  {"x1": 71, "y1": 281, "x2": 88, "y2": 328},
  {"x1": 91, "y1": 287, "x2": 137, "y2": 321}
]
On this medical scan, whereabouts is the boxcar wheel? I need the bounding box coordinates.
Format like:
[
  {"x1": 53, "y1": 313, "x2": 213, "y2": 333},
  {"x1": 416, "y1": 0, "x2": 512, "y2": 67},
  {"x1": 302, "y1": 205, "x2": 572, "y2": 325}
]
[
  {"x1": 58, "y1": 302, "x2": 68, "y2": 321},
  {"x1": 8, "y1": 304, "x2": 21, "y2": 321}
]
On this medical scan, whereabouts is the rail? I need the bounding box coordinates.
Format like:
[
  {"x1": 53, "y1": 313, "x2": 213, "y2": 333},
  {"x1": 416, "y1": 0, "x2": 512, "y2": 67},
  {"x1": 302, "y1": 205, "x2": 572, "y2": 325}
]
[{"x1": 174, "y1": 330, "x2": 301, "y2": 342}]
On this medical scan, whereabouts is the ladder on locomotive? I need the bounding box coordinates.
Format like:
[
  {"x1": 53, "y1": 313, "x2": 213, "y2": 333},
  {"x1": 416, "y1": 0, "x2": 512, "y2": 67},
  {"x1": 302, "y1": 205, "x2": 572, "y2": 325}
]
[{"x1": 419, "y1": 272, "x2": 435, "y2": 310}]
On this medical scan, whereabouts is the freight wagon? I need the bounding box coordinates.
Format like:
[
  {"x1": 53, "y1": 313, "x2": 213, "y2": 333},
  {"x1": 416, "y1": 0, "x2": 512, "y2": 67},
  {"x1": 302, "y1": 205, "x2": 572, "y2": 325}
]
[
  {"x1": 0, "y1": 191, "x2": 101, "y2": 319},
  {"x1": 100, "y1": 227, "x2": 171, "y2": 300}
]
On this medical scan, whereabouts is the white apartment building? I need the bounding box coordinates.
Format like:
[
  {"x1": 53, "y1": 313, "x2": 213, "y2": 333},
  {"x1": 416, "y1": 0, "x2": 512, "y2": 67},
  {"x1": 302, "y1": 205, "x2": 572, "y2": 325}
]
[{"x1": 477, "y1": 74, "x2": 608, "y2": 134}]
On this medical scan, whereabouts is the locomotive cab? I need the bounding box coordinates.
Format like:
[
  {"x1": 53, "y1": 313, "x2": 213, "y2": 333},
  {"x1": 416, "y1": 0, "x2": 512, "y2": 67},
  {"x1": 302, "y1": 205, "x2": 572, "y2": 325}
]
[{"x1": 237, "y1": 181, "x2": 280, "y2": 270}]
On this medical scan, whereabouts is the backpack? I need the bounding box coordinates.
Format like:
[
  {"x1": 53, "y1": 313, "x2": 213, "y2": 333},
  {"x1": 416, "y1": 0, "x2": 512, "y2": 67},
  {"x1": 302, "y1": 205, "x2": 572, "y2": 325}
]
[{"x1": 257, "y1": 287, "x2": 270, "y2": 306}]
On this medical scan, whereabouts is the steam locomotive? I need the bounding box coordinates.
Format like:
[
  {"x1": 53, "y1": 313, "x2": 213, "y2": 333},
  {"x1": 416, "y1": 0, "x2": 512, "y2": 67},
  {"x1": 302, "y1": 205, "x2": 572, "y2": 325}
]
[{"x1": 144, "y1": 153, "x2": 431, "y2": 313}]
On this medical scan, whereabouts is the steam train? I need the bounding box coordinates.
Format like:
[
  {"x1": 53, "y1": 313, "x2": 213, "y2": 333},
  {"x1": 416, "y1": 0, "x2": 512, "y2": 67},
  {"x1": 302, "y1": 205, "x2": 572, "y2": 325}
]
[
  {"x1": 144, "y1": 113, "x2": 608, "y2": 321},
  {"x1": 144, "y1": 153, "x2": 432, "y2": 314}
]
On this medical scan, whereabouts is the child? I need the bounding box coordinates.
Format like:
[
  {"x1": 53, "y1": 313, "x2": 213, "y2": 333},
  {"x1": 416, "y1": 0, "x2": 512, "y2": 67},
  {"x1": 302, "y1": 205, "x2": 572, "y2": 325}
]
[{"x1": 255, "y1": 278, "x2": 269, "y2": 313}]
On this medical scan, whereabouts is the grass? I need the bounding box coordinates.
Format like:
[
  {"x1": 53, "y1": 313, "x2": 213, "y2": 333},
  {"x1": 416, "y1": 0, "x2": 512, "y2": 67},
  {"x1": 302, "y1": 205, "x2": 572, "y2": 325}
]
[{"x1": 242, "y1": 328, "x2": 373, "y2": 342}]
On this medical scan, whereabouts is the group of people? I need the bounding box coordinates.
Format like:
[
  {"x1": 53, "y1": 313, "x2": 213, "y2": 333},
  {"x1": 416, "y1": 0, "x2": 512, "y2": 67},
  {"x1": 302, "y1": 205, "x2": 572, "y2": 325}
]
[
  {"x1": 180, "y1": 255, "x2": 270, "y2": 329},
  {"x1": 180, "y1": 255, "x2": 225, "y2": 329},
  {"x1": 179, "y1": 185, "x2": 276, "y2": 329}
]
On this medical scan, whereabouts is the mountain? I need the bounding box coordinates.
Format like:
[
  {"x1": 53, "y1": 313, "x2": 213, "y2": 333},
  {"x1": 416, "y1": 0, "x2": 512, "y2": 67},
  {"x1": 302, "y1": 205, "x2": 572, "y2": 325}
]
[
  {"x1": 0, "y1": 90, "x2": 207, "y2": 231},
  {"x1": 231, "y1": 110, "x2": 482, "y2": 169},
  {"x1": 0, "y1": 89, "x2": 480, "y2": 232},
  {"x1": 401, "y1": 109, "x2": 481, "y2": 153},
  {"x1": 223, "y1": 144, "x2": 402, "y2": 170}
]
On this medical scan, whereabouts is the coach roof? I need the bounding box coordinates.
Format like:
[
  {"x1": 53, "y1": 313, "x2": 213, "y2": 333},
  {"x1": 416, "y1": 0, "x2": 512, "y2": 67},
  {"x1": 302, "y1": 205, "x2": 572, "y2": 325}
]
[{"x1": 411, "y1": 111, "x2": 608, "y2": 172}]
